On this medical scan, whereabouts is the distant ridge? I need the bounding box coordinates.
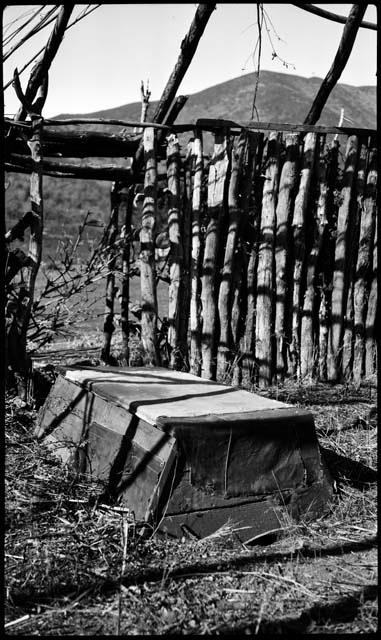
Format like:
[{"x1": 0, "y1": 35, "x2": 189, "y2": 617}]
[{"x1": 55, "y1": 69, "x2": 376, "y2": 130}]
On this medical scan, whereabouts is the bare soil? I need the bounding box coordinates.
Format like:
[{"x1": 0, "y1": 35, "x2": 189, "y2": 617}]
[{"x1": 5, "y1": 370, "x2": 377, "y2": 635}]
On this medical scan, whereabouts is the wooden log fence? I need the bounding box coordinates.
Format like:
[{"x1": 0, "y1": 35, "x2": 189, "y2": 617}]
[{"x1": 5, "y1": 119, "x2": 377, "y2": 387}]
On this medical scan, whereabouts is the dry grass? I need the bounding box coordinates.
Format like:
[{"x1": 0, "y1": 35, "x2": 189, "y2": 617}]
[{"x1": 5, "y1": 371, "x2": 377, "y2": 635}]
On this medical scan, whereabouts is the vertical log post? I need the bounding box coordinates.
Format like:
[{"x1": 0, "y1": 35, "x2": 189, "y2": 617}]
[
  {"x1": 318, "y1": 140, "x2": 339, "y2": 381},
  {"x1": 189, "y1": 133, "x2": 203, "y2": 376},
  {"x1": 166, "y1": 134, "x2": 183, "y2": 369},
  {"x1": 240, "y1": 134, "x2": 263, "y2": 388},
  {"x1": 217, "y1": 133, "x2": 246, "y2": 381},
  {"x1": 201, "y1": 132, "x2": 230, "y2": 380},
  {"x1": 364, "y1": 145, "x2": 378, "y2": 379},
  {"x1": 16, "y1": 116, "x2": 44, "y2": 399},
  {"x1": 274, "y1": 132, "x2": 300, "y2": 380},
  {"x1": 300, "y1": 134, "x2": 328, "y2": 379},
  {"x1": 120, "y1": 185, "x2": 135, "y2": 365},
  {"x1": 342, "y1": 139, "x2": 368, "y2": 378},
  {"x1": 255, "y1": 132, "x2": 280, "y2": 387},
  {"x1": 101, "y1": 182, "x2": 120, "y2": 363},
  {"x1": 353, "y1": 143, "x2": 377, "y2": 385},
  {"x1": 289, "y1": 132, "x2": 317, "y2": 379},
  {"x1": 178, "y1": 140, "x2": 193, "y2": 368},
  {"x1": 327, "y1": 135, "x2": 359, "y2": 381},
  {"x1": 140, "y1": 127, "x2": 160, "y2": 365}
]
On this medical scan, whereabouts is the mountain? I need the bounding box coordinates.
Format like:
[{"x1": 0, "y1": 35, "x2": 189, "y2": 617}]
[
  {"x1": 55, "y1": 69, "x2": 376, "y2": 129},
  {"x1": 6, "y1": 70, "x2": 376, "y2": 256}
]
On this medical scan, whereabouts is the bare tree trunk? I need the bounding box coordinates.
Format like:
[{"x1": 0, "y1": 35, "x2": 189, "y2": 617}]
[
  {"x1": 201, "y1": 132, "x2": 230, "y2": 380},
  {"x1": 166, "y1": 134, "x2": 183, "y2": 369},
  {"x1": 327, "y1": 135, "x2": 359, "y2": 381},
  {"x1": 255, "y1": 132, "x2": 280, "y2": 387},
  {"x1": 140, "y1": 128, "x2": 160, "y2": 365},
  {"x1": 342, "y1": 140, "x2": 368, "y2": 379},
  {"x1": 189, "y1": 134, "x2": 203, "y2": 376},
  {"x1": 240, "y1": 134, "x2": 263, "y2": 388},
  {"x1": 304, "y1": 4, "x2": 368, "y2": 125},
  {"x1": 353, "y1": 143, "x2": 377, "y2": 386},
  {"x1": 217, "y1": 133, "x2": 246, "y2": 380},
  {"x1": 289, "y1": 132, "x2": 317, "y2": 379},
  {"x1": 274, "y1": 132, "x2": 300, "y2": 379},
  {"x1": 300, "y1": 134, "x2": 328, "y2": 379}
]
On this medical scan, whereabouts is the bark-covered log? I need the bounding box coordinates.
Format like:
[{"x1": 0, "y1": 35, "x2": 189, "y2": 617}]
[
  {"x1": 140, "y1": 128, "x2": 160, "y2": 365},
  {"x1": 166, "y1": 134, "x2": 183, "y2": 369},
  {"x1": 201, "y1": 132, "x2": 230, "y2": 380},
  {"x1": 274, "y1": 132, "x2": 300, "y2": 379},
  {"x1": 255, "y1": 132, "x2": 280, "y2": 387},
  {"x1": 289, "y1": 132, "x2": 317, "y2": 379},
  {"x1": 327, "y1": 135, "x2": 359, "y2": 381},
  {"x1": 300, "y1": 134, "x2": 328, "y2": 379},
  {"x1": 217, "y1": 133, "x2": 246, "y2": 380},
  {"x1": 365, "y1": 214, "x2": 377, "y2": 378},
  {"x1": 353, "y1": 143, "x2": 377, "y2": 385},
  {"x1": 342, "y1": 140, "x2": 368, "y2": 378},
  {"x1": 240, "y1": 134, "x2": 263, "y2": 388},
  {"x1": 189, "y1": 134, "x2": 203, "y2": 376},
  {"x1": 101, "y1": 183, "x2": 120, "y2": 363}
]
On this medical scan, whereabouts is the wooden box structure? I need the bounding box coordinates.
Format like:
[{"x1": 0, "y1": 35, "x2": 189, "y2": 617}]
[{"x1": 36, "y1": 366, "x2": 332, "y2": 543}]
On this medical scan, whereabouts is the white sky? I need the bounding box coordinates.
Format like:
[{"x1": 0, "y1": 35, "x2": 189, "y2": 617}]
[{"x1": 2, "y1": 3, "x2": 378, "y2": 118}]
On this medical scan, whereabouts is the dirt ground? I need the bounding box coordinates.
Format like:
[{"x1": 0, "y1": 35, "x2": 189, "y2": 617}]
[{"x1": 5, "y1": 375, "x2": 377, "y2": 635}]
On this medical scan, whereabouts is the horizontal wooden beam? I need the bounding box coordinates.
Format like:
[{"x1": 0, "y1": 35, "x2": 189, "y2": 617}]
[{"x1": 194, "y1": 118, "x2": 376, "y2": 137}]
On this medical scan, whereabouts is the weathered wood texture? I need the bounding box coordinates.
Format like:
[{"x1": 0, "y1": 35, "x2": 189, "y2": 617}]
[
  {"x1": 166, "y1": 135, "x2": 183, "y2": 369},
  {"x1": 189, "y1": 134, "x2": 203, "y2": 376},
  {"x1": 140, "y1": 128, "x2": 160, "y2": 365},
  {"x1": 201, "y1": 133, "x2": 230, "y2": 380},
  {"x1": 101, "y1": 183, "x2": 120, "y2": 364},
  {"x1": 255, "y1": 132, "x2": 281, "y2": 387}
]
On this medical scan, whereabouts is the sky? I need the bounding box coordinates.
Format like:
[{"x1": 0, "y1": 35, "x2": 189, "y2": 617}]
[{"x1": 2, "y1": 3, "x2": 378, "y2": 118}]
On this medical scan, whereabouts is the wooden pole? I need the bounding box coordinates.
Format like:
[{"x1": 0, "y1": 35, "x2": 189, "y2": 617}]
[
  {"x1": 140, "y1": 127, "x2": 160, "y2": 365},
  {"x1": 353, "y1": 142, "x2": 377, "y2": 385},
  {"x1": 300, "y1": 134, "x2": 328, "y2": 379},
  {"x1": 304, "y1": 4, "x2": 368, "y2": 125},
  {"x1": 178, "y1": 140, "x2": 193, "y2": 369},
  {"x1": 217, "y1": 133, "x2": 246, "y2": 380},
  {"x1": 189, "y1": 133, "x2": 203, "y2": 376},
  {"x1": 120, "y1": 186, "x2": 135, "y2": 365},
  {"x1": 101, "y1": 183, "x2": 120, "y2": 364},
  {"x1": 166, "y1": 134, "x2": 183, "y2": 369},
  {"x1": 255, "y1": 132, "x2": 280, "y2": 387},
  {"x1": 318, "y1": 140, "x2": 339, "y2": 381},
  {"x1": 274, "y1": 132, "x2": 300, "y2": 379},
  {"x1": 201, "y1": 132, "x2": 230, "y2": 380},
  {"x1": 151, "y1": 4, "x2": 216, "y2": 125},
  {"x1": 365, "y1": 214, "x2": 377, "y2": 378},
  {"x1": 289, "y1": 132, "x2": 317, "y2": 379},
  {"x1": 240, "y1": 134, "x2": 263, "y2": 388},
  {"x1": 342, "y1": 140, "x2": 368, "y2": 379},
  {"x1": 327, "y1": 135, "x2": 359, "y2": 381},
  {"x1": 14, "y1": 5, "x2": 74, "y2": 123}
]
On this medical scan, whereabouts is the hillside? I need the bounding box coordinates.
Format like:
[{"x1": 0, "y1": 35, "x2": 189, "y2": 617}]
[{"x1": 5, "y1": 69, "x2": 376, "y2": 256}]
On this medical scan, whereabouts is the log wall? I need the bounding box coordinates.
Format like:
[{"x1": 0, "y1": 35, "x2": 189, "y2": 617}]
[{"x1": 133, "y1": 125, "x2": 377, "y2": 385}]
